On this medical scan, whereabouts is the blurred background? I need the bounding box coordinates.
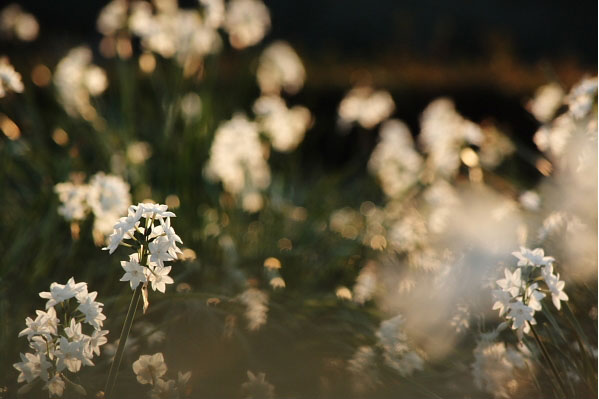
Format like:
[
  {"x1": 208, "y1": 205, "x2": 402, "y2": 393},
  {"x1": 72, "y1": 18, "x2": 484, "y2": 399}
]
[{"x1": 0, "y1": 1, "x2": 597, "y2": 398}]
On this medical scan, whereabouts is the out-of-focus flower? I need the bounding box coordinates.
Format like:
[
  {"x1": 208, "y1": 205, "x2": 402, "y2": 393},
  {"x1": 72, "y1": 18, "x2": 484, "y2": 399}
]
[
  {"x1": 376, "y1": 314, "x2": 424, "y2": 377},
  {"x1": 257, "y1": 41, "x2": 305, "y2": 95},
  {"x1": 205, "y1": 113, "x2": 271, "y2": 196},
  {"x1": 527, "y1": 82, "x2": 565, "y2": 123},
  {"x1": 132, "y1": 353, "x2": 168, "y2": 385},
  {"x1": 419, "y1": 98, "x2": 483, "y2": 178},
  {"x1": 224, "y1": 0, "x2": 270, "y2": 49},
  {"x1": 238, "y1": 288, "x2": 268, "y2": 331},
  {"x1": 0, "y1": 57, "x2": 24, "y2": 97},
  {"x1": 338, "y1": 86, "x2": 395, "y2": 129},
  {"x1": 54, "y1": 47, "x2": 108, "y2": 120},
  {"x1": 253, "y1": 95, "x2": 311, "y2": 152},
  {"x1": 368, "y1": 119, "x2": 422, "y2": 198},
  {"x1": 87, "y1": 172, "x2": 132, "y2": 239},
  {"x1": 97, "y1": 0, "x2": 128, "y2": 36},
  {"x1": 241, "y1": 370, "x2": 275, "y2": 399},
  {"x1": 0, "y1": 4, "x2": 39, "y2": 42},
  {"x1": 565, "y1": 76, "x2": 598, "y2": 119},
  {"x1": 353, "y1": 261, "x2": 377, "y2": 304},
  {"x1": 347, "y1": 346, "x2": 380, "y2": 393},
  {"x1": 471, "y1": 335, "x2": 528, "y2": 398},
  {"x1": 199, "y1": 0, "x2": 225, "y2": 28},
  {"x1": 55, "y1": 182, "x2": 89, "y2": 222}
]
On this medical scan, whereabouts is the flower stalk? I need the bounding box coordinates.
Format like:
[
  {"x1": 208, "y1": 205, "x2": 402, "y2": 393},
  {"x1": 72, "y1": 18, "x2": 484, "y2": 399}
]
[{"x1": 528, "y1": 321, "x2": 568, "y2": 398}]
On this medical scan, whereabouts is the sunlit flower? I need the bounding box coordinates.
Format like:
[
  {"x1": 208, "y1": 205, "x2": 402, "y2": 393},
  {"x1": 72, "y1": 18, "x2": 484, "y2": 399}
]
[
  {"x1": 0, "y1": 4, "x2": 39, "y2": 42},
  {"x1": 0, "y1": 57, "x2": 24, "y2": 97},
  {"x1": 511, "y1": 247, "x2": 554, "y2": 267},
  {"x1": 146, "y1": 264, "x2": 174, "y2": 293},
  {"x1": 368, "y1": 119, "x2": 423, "y2": 197},
  {"x1": 566, "y1": 76, "x2": 598, "y2": 119},
  {"x1": 54, "y1": 46, "x2": 108, "y2": 119},
  {"x1": 527, "y1": 82, "x2": 564, "y2": 123},
  {"x1": 253, "y1": 95, "x2": 311, "y2": 152},
  {"x1": 55, "y1": 182, "x2": 90, "y2": 222},
  {"x1": 205, "y1": 113, "x2": 271, "y2": 196},
  {"x1": 13, "y1": 352, "x2": 51, "y2": 384},
  {"x1": 76, "y1": 291, "x2": 106, "y2": 330},
  {"x1": 419, "y1": 98, "x2": 483, "y2": 178},
  {"x1": 97, "y1": 0, "x2": 128, "y2": 36},
  {"x1": 376, "y1": 314, "x2": 424, "y2": 377},
  {"x1": 239, "y1": 288, "x2": 268, "y2": 331},
  {"x1": 257, "y1": 41, "x2": 305, "y2": 95},
  {"x1": 338, "y1": 86, "x2": 395, "y2": 129},
  {"x1": 45, "y1": 373, "x2": 65, "y2": 397},
  {"x1": 120, "y1": 253, "x2": 148, "y2": 290},
  {"x1": 525, "y1": 283, "x2": 545, "y2": 312},
  {"x1": 132, "y1": 353, "x2": 168, "y2": 385},
  {"x1": 39, "y1": 278, "x2": 88, "y2": 309},
  {"x1": 495, "y1": 268, "x2": 522, "y2": 297},
  {"x1": 225, "y1": 0, "x2": 270, "y2": 49},
  {"x1": 506, "y1": 301, "x2": 535, "y2": 336},
  {"x1": 542, "y1": 263, "x2": 569, "y2": 310}
]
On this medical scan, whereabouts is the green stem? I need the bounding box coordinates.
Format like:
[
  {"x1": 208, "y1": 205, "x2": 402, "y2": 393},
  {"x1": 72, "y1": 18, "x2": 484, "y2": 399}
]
[
  {"x1": 528, "y1": 322, "x2": 568, "y2": 398},
  {"x1": 104, "y1": 285, "x2": 142, "y2": 398}
]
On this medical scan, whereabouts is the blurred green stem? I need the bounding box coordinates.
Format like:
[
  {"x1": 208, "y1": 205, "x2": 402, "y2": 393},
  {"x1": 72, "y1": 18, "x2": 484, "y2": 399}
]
[
  {"x1": 104, "y1": 285, "x2": 142, "y2": 398},
  {"x1": 528, "y1": 322, "x2": 568, "y2": 398}
]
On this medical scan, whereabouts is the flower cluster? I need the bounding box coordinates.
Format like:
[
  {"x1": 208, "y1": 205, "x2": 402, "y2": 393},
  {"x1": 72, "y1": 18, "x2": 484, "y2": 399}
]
[
  {"x1": 376, "y1": 314, "x2": 424, "y2": 377},
  {"x1": 13, "y1": 278, "x2": 108, "y2": 397},
  {"x1": 132, "y1": 352, "x2": 192, "y2": 398},
  {"x1": 0, "y1": 4, "x2": 39, "y2": 42},
  {"x1": 338, "y1": 86, "x2": 395, "y2": 129},
  {"x1": 105, "y1": 203, "x2": 181, "y2": 298},
  {"x1": 492, "y1": 247, "x2": 569, "y2": 339},
  {"x1": 55, "y1": 172, "x2": 131, "y2": 244},
  {"x1": 0, "y1": 57, "x2": 24, "y2": 98},
  {"x1": 256, "y1": 41, "x2": 305, "y2": 95},
  {"x1": 53, "y1": 46, "x2": 108, "y2": 120},
  {"x1": 253, "y1": 95, "x2": 311, "y2": 152},
  {"x1": 471, "y1": 332, "x2": 530, "y2": 399}
]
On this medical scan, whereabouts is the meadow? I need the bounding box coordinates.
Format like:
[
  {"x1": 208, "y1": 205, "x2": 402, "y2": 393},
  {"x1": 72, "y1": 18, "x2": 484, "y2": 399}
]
[{"x1": 0, "y1": 1, "x2": 597, "y2": 398}]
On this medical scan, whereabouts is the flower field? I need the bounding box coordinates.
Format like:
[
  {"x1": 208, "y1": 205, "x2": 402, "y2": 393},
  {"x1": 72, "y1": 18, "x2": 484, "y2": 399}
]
[{"x1": 0, "y1": 1, "x2": 597, "y2": 398}]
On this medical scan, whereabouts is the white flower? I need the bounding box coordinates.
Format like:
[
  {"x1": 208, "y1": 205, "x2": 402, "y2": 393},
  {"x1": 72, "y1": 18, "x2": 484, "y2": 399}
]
[
  {"x1": 54, "y1": 182, "x2": 89, "y2": 221},
  {"x1": 496, "y1": 268, "x2": 522, "y2": 297},
  {"x1": 338, "y1": 86, "x2": 395, "y2": 129},
  {"x1": 13, "y1": 352, "x2": 51, "y2": 384},
  {"x1": 506, "y1": 301, "x2": 535, "y2": 336},
  {"x1": 149, "y1": 236, "x2": 177, "y2": 266},
  {"x1": 87, "y1": 329, "x2": 109, "y2": 357},
  {"x1": 0, "y1": 57, "x2": 24, "y2": 97},
  {"x1": 542, "y1": 263, "x2": 569, "y2": 310},
  {"x1": 146, "y1": 265, "x2": 174, "y2": 293},
  {"x1": 368, "y1": 119, "x2": 423, "y2": 198},
  {"x1": 239, "y1": 288, "x2": 268, "y2": 331},
  {"x1": 376, "y1": 314, "x2": 424, "y2": 377},
  {"x1": 253, "y1": 95, "x2": 311, "y2": 152},
  {"x1": 87, "y1": 172, "x2": 131, "y2": 237},
  {"x1": 64, "y1": 318, "x2": 84, "y2": 342},
  {"x1": 153, "y1": 217, "x2": 183, "y2": 257},
  {"x1": 56, "y1": 336, "x2": 92, "y2": 373},
  {"x1": 492, "y1": 289, "x2": 512, "y2": 317},
  {"x1": 54, "y1": 46, "x2": 108, "y2": 119},
  {"x1": 150, "y1": 378, "x2": 177, "y2": 399},
  {"x1": 511, "y1": 247, "x2": 554, "y2": 267},
  {"x1": 199, "y1": 0, "x2": 225, "y2": 28},
  {"x1": 224, "y1": 0, "x2": 270, "y2": 49},
  {"x1": 18, "y1": 307, "x2": 59, "y2": 340},
  {"x1": 256, "y1": 41, "x2": 305, "y2": 95},
  {"x1": 120, "y1": 253, "x2": 148, "y2": 290},
  {"x1": 136, "y1": 203, "x2": 176, "y2": 220},
  {"x1": 44, "y1": 373, "x2": 65, "y2": 397},
  {"x1": 525, "y1": 283, "x2": 545, "y2": 312},
  {"x1": 39, "y1": 277, "x2": 87, "y2": 309},
  {"x1": 242, "y1": 371, "x2": 275, "y2": 399},
  {"x1": 76, "y1": 291, "x2": 106, "y2": 329},
  {"x1": 204, "y1": 113, "x2": 271, "y2": 196},
  {"x1": 527, "y1": 82, "x2": 564, "y2": 123},
  {"x1": 132, "y1": 353, "x2": 168, "y2": 385}
]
